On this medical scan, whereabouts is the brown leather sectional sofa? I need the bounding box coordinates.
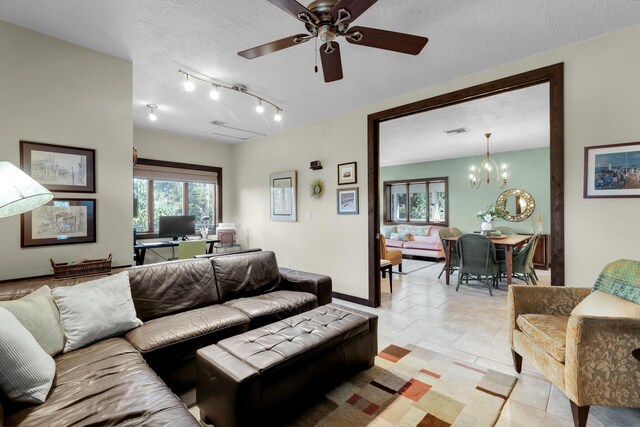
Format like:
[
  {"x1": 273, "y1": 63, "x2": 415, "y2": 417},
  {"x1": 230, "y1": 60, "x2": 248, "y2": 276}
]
[{"x1": 0, "y1": 251, "x2": 332, "y2": 426}]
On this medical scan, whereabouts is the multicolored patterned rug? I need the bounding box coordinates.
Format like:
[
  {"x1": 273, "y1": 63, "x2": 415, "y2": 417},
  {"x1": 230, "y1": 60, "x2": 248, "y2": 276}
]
[{"x1": 286, "y1": 344, "x2": 517, "y2": 426}]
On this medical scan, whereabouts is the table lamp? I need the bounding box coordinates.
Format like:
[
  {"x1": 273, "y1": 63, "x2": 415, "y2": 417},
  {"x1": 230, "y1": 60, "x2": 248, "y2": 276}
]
[{"x1": 0, "y1": 161, "x2": 54, "y2": 218}]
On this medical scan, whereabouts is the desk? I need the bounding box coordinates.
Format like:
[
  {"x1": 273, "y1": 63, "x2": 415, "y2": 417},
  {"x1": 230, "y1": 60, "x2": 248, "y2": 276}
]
[
  {"x1": 442, "y1": 234, "x2": 532, "y2": 285},
  {"x1": 134, "y1": 238, "x2": 219, "y2": 266}
]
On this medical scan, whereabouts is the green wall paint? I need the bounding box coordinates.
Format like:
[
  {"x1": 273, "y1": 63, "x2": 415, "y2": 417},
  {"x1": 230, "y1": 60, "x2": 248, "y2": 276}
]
[{"x1": 380, "y1": 147, "x2": 550, "y2": 233}]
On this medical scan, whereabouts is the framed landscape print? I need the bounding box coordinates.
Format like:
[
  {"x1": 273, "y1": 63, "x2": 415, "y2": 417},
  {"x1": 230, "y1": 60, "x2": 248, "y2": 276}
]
[
  {"x1": 584, "y1": 142, "x2": 640, "y2": 198},
  {"x1": 337, "y1": 187, "x2": 359, "y2": 215},
  {"x1": 270, "y1": 171, "x2": 297, "y2": 222},
  {"x1": 20, "y1": 141, "x2": 96, "y2": 193},
  {"x1": 21, "y1": 198, "x2": 96, "y2": 247},
  {"x1": 338, "y1": 162, "x2": 357, "y2": 185}
]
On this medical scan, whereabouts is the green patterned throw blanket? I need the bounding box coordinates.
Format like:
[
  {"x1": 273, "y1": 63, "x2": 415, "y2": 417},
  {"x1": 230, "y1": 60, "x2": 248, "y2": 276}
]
[{"x1": 593, "y1": 259, "x2": 640, "y2": 304}]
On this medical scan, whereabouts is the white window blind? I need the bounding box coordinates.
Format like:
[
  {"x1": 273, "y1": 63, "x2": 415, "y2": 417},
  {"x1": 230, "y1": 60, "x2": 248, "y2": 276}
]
[{"x1": 134, "y1": 164, "x2": 217, "y2": 184}]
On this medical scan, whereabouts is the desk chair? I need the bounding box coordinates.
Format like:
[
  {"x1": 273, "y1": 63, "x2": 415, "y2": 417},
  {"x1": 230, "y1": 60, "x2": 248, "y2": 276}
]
[{"x1": 178, "y1": 240, "x2": 207, "y2": 259}]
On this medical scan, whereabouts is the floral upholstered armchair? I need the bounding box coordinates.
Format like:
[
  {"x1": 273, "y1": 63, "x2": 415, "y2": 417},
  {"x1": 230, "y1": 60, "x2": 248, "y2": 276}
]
[{"x1": 508, "y1": 260, "x2": 640, "y2": 427}]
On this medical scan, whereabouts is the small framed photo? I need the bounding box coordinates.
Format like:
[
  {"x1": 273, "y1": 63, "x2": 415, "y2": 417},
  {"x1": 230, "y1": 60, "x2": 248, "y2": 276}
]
[
  {"x1": 584, "y1": 142, "x2": 640, "y2": 198},
  {"x1": 21, "y1": 198, "x2": 96, "y2": 248},
  {"x1": 270, "y1": 171, "x2": 297, "y2": 222},
  {"x1": 337, "y1": 187, "x2": 359, "y2": 215},
  {"x1": 337, "y1": 161, "x2": 357, "y2": 185},
  {"x1": 20, "y1": 140, "x2": 96, "y2": 193}
]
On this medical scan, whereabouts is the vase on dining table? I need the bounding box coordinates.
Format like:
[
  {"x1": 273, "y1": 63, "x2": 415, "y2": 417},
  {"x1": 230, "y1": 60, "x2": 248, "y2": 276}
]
[{"x1": 481, "y1": 214, "x2": 493, "y2": 231}]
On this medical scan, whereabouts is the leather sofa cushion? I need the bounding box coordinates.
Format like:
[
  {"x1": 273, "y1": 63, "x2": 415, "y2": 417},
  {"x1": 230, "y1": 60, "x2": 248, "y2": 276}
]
[
  {"x1": 3, "y1": 338, "x2": 199, "y2": 427},
  {"x1": 218, "y1": 304, "x2": 371, "y2": 371},
  {"x1": 128, "y1": 258, "x2": 219, "y2": 321},
  {"x1": 224, "y1": 290, "x2": 317, "y2": 328},
  {"x1": 517, "y1": 314, "x2": 569, "y2": 362},
  {"x1": 213, "y1": 251, "x2": 280, "y2": 302}
]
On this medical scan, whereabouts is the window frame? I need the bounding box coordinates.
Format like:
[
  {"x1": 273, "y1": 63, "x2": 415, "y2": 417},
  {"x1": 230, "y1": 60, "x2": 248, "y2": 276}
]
[
  {"x1": 134, "y1": 158, "x2": 222, "y2": 239},
  {"x1": 383, "y1": 177, "x2": 448, "y2": 226}
]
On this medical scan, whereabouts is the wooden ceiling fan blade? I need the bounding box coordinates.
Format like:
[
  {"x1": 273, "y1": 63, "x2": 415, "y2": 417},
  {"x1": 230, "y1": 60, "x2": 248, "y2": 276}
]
[
  {"x1": 346, "y1": 26, "x2": 428, "y2": 55},
  {"x1": 267, "y1": 0, "x2": 318, "y2": 22},
  {"x1": 238, "y1": 34, "x2": 310, "y2": 59},
  {"x1": 320, "y1": 43, "x2": 344, "y2": 83},
  {"x1": 332, "y1": 0, "x2": 379, "y2": 23}
]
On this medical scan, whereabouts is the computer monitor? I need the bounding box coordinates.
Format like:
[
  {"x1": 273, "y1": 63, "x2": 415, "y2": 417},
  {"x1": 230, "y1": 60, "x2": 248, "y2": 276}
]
[{"x1": 159, "y1": 215, "x2": 196, "y2": 241}]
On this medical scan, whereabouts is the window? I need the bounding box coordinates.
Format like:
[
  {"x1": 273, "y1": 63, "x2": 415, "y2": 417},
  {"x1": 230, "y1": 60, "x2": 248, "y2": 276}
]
[
  {"x1": 384, "y1": 177, "x2": 448, "y2": 225},
  {"x1": 133, "y1": 159, "x2": 221, "y2": 237}
]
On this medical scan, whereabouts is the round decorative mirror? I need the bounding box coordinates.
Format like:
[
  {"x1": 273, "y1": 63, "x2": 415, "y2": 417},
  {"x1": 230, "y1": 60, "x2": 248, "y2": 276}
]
[
  {"x1": 496, "y1": 189, "x2": 535, "y2": 222},
  {"x1": 309, "y1": 178, "x2": 325, "y2": 200}
]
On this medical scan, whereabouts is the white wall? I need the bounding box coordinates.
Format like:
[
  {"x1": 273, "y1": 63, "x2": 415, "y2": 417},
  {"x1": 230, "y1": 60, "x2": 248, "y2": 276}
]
[
  {"x1": 233, "y1": 24, "x2": 640, "y2": 297},
  {"x1": 0, "y1": 21, "x2": 133, "y2": 280}
]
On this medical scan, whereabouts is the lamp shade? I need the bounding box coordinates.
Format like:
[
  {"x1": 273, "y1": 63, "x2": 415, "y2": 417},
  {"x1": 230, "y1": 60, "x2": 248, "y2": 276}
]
[{"x1": 0, "y1": 161, "x2": 54, "y2": 218}]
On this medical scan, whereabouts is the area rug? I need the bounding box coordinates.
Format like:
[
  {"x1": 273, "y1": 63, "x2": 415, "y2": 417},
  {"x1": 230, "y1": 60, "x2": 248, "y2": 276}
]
[
  {"x1": 395, "y1": 259, "x2": 437, "y2": 275},
  {"x1": 284, "y1": 344, "x2": 517, "y2": 427}
]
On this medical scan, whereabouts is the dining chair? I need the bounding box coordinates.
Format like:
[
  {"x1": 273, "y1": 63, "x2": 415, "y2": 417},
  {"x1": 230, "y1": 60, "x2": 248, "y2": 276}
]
[
  {"x1": 178, "y1": 240, "x2": 207, "y2": 259},
  {"x1": 456, "y1": 234, "x2": 500, "y2": 296},
  {"x1": 438, "y1": 228, "x2": 459, "y2": 279},
  {"x1": 494, "y1": 226, "x2": 517, "y2": 235},
  {"x1": 501, "y1": 232, "x2": 541, "y2": 285},
  {"x1": 380, "y1": 235, "x2": 403, "y2": 273}
]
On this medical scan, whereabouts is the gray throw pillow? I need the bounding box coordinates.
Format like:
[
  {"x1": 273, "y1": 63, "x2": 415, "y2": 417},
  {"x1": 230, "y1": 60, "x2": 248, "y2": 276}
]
[
  {"x1": 0, "y1": 307, "x2": 56, "y2": 403},
  {"x1": 0, "y1": 285, "x2": 65, "y2": 356},
  {"x1": 52, "y1": 271, "x2": 143, "y2": 353}
]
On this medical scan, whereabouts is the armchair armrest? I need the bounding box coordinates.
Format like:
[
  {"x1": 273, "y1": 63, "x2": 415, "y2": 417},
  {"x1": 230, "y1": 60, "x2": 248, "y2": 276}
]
[
  {"x1": 508, "y1": 286, "x2": 591, "y2": 347},
  {"x1": 279, "y1": 268, "x2": 332, "y2": 306},
  {"x1": 564, "y1": 315, "x2": 640, "y2": 407}
]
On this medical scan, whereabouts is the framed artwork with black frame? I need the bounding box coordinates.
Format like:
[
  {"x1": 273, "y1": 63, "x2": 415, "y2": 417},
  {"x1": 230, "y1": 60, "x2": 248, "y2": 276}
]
[
  {"x1": 20, "y1": 140, "x2": 96, "y2": 193},
  {"x1": 270, "y1": 171, "x2": 297, "y2": 222},
  {"x1": 584, "y1": 141, "x2": 640, "y2": 198},
  {"x1": 337, "y1": 187, "x2": 359, "y2": 215},
  {"x1": 21, "y1": 198, "x2": 96, "y2": 248},
  {"x1": 338, "y1": 161, "x2": 357, "y2": 185}
]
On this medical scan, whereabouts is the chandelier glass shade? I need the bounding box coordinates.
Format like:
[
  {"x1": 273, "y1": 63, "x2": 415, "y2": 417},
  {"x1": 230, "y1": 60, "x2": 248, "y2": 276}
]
[{"x1": 469, "y1": 133, "x2": 508, "y2": 189}]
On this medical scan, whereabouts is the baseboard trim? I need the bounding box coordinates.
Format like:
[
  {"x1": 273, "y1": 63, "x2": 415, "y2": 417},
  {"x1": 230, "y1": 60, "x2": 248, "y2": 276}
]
[{"x1": 332, "y1": 292, "x2": 372, "y2": 307}]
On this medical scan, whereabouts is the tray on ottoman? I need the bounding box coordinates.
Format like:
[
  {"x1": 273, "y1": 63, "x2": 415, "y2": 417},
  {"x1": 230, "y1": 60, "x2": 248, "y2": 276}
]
[{"x1": 196, "y1": 303, "x2": 378, "y2": 427}]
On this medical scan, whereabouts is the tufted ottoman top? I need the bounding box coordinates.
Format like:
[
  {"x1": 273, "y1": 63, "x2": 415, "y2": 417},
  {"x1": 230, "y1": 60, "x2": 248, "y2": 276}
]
[{"x1": 216, "y1": 304, "x2": 372, "y2": 371}]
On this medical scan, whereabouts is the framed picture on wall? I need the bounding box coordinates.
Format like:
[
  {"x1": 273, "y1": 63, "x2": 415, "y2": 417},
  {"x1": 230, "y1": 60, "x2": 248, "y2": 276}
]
[
  {"x1": 20, "y1": 141, "x2": 96, "y2": 193},
  {"x1": 270, "y1": 171, "x2": 297, "y2": 222},
  {"x1": 337, "y1": 162, "x2": 357, "y2": 185},
  {"x1": 21, "y1": 198, "x2": 96, "y2": 248},
  {"x1": 584, "y1": 141, "x2": 640, "y2": 198},
  {"x1": 337, "y1": 187, "x2": 359, "y2": 215}
]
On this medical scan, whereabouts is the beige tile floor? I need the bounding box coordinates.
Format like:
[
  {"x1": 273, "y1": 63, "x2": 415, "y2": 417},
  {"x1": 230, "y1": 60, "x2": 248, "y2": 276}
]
[{"x1": 334, "y1": 261, "x2": 640, "y2": 427}]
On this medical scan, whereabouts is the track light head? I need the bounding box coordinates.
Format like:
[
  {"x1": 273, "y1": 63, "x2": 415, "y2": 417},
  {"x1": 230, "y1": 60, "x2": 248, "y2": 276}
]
[
  {"x1": 274, "y1": 109, "x2": 282, "y2": 122},
  {"x1": 256, "y1": 99, "x2": 264, "y2": 113},
  {"x1": 183, "y1": 75, "x2": 195, "y2": 92},
  {"x1": 146, "y1": 104, "x2": 158, "y2": 122},
  {"x1": 210, "y1": 85, "x2": 220, "y2": 100}
]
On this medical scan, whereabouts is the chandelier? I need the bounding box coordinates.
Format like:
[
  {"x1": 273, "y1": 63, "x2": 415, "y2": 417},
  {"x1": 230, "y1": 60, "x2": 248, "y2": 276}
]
[{"x1": 469, "y1": 132, "x2": 508, "y2": 189}]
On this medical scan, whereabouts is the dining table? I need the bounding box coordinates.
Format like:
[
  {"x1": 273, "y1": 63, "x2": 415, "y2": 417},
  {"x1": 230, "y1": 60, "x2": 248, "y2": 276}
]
[{"x1": 442, "y1": 234, "x2": 532, "y2": 285}]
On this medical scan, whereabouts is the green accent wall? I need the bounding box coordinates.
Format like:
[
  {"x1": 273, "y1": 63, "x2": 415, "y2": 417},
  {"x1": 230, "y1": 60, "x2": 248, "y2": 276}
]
[{"x1": 380, "y1": 147, "x2": 550, "y2": 234}]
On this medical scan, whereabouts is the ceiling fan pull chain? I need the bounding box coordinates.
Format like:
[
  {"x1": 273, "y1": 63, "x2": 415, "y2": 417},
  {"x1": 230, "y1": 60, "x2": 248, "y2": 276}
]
[{"x1": 315, "y1": 37, "x2": 318, "y2": 73}]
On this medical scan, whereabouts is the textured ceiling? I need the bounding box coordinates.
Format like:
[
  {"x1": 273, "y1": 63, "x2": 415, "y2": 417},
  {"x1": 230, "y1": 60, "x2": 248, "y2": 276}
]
[
  {"x1": 380, "y1": 83, "x2": 550, "y2": 167},
  {"x1": 1, "y1": 1, "x2": 639, "y2": 144}
]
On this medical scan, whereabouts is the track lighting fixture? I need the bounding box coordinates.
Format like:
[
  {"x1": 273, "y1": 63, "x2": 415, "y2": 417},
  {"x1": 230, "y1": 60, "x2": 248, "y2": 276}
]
[
  {"x1": 183, "y1": 75, "x2": 195, "y2": 92},
  {"x1": 210, "y1": 84, "x2": 220, "y2": 100},
  {"x1": 147, "y1": 104, "x2": 158, "y2": 121},
  {"x1": 178, "y1": 69, "x2": 283, "y2": 122}
]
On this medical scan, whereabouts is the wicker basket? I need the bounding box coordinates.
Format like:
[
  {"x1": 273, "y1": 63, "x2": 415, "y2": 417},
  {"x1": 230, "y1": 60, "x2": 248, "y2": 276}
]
[{"x1": 50, "y1": 254, "x2": 112, "y2": 279}]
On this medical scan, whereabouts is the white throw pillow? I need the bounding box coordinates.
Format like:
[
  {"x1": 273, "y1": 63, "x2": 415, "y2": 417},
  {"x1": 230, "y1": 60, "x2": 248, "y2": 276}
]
[
  {"x1": 0, "y1": 307, "x2": 56, "y2": 403},
  {"x1": 571, "y1": 290, "x2": 640, "y2": 319},
  {"x1": 0, "y1": 285, "x2": 65, "y2": 356},
  {"x1": 52, "y1": 271, "x2": 143, "y2": 353}
]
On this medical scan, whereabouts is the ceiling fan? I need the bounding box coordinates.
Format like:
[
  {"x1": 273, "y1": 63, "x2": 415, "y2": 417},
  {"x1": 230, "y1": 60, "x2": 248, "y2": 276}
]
[{"x1": 238, "y1": 0, "x2": 429, "y2": 83}]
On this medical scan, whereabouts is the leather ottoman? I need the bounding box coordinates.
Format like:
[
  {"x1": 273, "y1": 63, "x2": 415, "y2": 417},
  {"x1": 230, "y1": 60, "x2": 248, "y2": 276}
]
[{"x1": 196, "y1": 303, "x2": 378, "y2": 427}]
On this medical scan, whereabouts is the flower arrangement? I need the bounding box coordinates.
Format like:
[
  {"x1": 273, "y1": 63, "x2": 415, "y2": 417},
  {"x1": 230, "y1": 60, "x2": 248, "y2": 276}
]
[{"x1": 476, "y1": 204, "x2": 507, "y2": 222}]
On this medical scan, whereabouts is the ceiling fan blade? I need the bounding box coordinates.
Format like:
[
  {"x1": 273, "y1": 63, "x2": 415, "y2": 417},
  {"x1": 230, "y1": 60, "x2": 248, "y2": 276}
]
[
  {"x1": 267, "y1": 0, "x2": 318, "y2": 22},
  {"x1": 238, "y1": 34, "x2": 310, "y2": 59},
  {"x1": 320, "y1": 43, "x2": 344, "y2": 83},
  {"x1": 332, "y1": 0, "x2": 379, "y2": 24},
  {"x1": 346, "y1": 26, "x2": 428, "y2": 55}
]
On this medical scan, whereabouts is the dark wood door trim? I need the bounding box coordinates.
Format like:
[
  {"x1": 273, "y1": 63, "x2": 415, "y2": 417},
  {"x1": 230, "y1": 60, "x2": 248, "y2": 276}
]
[{"x1": 367, "y1": 63, "x2": 565, "y2": 307}]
